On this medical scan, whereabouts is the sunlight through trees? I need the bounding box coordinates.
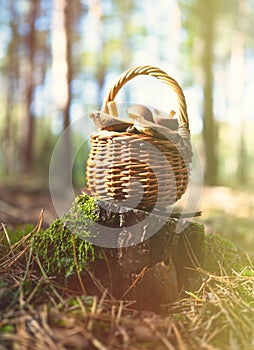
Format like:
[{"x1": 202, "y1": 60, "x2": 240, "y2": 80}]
[{"x1": 0, "y1": 0, "x2": 254, "y2": 187}]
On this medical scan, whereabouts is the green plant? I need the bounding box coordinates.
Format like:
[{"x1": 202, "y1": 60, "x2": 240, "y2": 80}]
[{"x1": 33, "y1": 195, "x2": 100, "y2": 277}]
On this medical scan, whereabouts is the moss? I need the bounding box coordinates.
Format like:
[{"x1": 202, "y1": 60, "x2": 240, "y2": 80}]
[
  {"x1": 203, "y1": 233, "x2": 250, "y2": 274},
  {"x1": 233, "y1": 266, "x2": 254, "y2": 306},
  {"x1": 180, "y1": 222, "x2": 206, "y2": 268},
  {"x1": 63, "y1": 194, "x2": 100, "y2": 242},
  {"x1": 174, "y1": 222, "x2": 206, "y2": 288},
  {"x1": 32, "y1": 193, "x2": 251, "y2": 296},
  {"x1": 33, "y1": 195, "x2": 101, "y2": 277},
  {"x1": 67, "y1": 195, "x2": 100, "y2": 220},
  {"x1": 0, "y1": 224, "x2": 34, "y2": 252}
]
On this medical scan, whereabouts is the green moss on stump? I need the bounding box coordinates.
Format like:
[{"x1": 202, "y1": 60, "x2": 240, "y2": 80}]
[
  {"x1": 180, "y1": 222, "x2": 206, "y2": 268},
  {"x1": 203, "y1": 233, "x2": 251, "y2": 274},
  {"x1": 33, "y1": 194, "x2": 250, "y2": 288},
  {"x1": 33, "y1": 195, "x2": 100, "y2": 277}
]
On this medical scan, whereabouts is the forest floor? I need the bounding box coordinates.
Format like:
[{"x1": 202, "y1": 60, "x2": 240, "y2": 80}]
[
  {"x1": 197, "y1": 186, "x2": 254, "y2": 254},
  {"x1": 1, "y1": 184, "x2": 254, "y2": 349}
]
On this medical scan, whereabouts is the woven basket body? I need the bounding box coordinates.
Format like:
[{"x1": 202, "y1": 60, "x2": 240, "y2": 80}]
[{"x1": 86, "y1": 66, "x2": 192, "y2": 210}]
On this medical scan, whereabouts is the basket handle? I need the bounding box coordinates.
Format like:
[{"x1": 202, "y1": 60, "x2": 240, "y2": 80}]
[{"x1": 103, "y1": 65, "x2": 190, "y2": 137}]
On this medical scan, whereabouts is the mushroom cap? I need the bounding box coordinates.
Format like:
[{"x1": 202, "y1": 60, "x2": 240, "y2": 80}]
[
  {"x1": 89, "y1": 111, "x2": 133, "y2": 132},
  {"x1": 126, "y1": 104, "x2": 154, "y2": 122}
]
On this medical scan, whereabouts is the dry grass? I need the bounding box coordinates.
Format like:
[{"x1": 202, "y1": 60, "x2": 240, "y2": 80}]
[{"x1": 1, "y1": 213, "x2": 254, "y2": 350}]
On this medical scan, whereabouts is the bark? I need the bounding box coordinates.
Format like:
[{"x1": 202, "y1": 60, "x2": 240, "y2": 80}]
[
  {"x1": 62, "y1": 0, "x2": 73, "y2": 180},
  {"x1": 63, "y1": 0, "x2": 73, "y2": 131},
  {"x1": 22, "y1": 0, "x2": 40, "y2": 171},
  {"x1": 51, "y1": 0, "x2": 75, "y2": 182},
  {"x1": 64, "y1": 195, "x2": 205, "y2": 312},
  {"x1": 2, "y1": 1, "x2": 20, "y2": 174},
  {"x1": 201, "y1": 1, "x2": 218, "y2": 185},
  {"x1": 235, "y1": 1, "x2": 248, "y2": 184}
]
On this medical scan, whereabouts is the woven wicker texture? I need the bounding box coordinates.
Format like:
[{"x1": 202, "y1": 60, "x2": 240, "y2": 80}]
[{"x1": 86, "y1": 65, "x2": 192, "y2": 210}]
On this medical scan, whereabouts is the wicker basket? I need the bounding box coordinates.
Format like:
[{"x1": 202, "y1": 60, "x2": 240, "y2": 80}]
[{"x1": 86, "y1": 65, "x2": 192, "y2": 210}]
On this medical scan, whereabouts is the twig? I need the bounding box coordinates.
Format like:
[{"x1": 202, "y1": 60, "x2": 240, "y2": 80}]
[
  {"x1": 183, "y1": 234, "x2": 201, "y2": 268},
  {"x1": 35, "y1": 253, "x2": 64, "y2": 304},
  {"x1": 12, "y1": 208, "x2": 44, "y2": 248},
  {"x1": 40, "y1": 305, "x2": 59, "y2": 350},
  {"x1": 86, "y1": 270, "x2": 114, "y2": 298},
  {"x1": 90, "y1": 337, "x2": 109, "y2": 350},
  {"x1": 87, "y1": 296, "x2": 97, "y2": 332},
  {"x1": 0, "y1": 209, "x2": 44, "y2": 267},
  {"x1": 71, "y1": 233, "x2": 87, "y2": 295},
  {"x1": 76, "y1": 296, "x2": 88, "y2": 319},
  {"x1": 97, "y1": 288, "x2": 108, "y2": 314},
  {"x1": 144, "y1": 318, "x2": 176, "y2": 350},
  {"x1": 78, "y1": 325, "x2": 110, "y2": 350},
  {"x1": 116, "y1": 300, "x2": 124, "y2": 325},
  {"x1": 121, "y1": 266, "x2": 147, "y2": 298},
  {"x1": 101, "y1": 248, "x2": 113, "y2": 293},
  {"x1": 1, "y1": 223, "x2": 14, "y2": 256},
  {"x1": 172, "y1": 323, "x2": 187, "y2": 350}
]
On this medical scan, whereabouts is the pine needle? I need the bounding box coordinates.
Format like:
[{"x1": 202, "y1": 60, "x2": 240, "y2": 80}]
[{"x1": 71, "y1": 233, "x2": 87, "y2": 295}]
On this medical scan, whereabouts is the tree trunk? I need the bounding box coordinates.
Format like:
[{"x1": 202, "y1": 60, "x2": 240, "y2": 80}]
[
  {"x1": 201, "y1": 1, "x2": 218, "y2": 185},
  {"x1": 235, "y1": 1, "x2": 248, "y2": 184},
  {"x1": 2, "y1": 0, "x2": 19, "y2": 174},
  {"x1": 63, "y1": 0, "x2": 73, "y2": 131},
  {"x1": 62, "y1": 0, "x2": 74, "y2": 179},
  {"x1": 22, "y1": 0, "x2": 40, "y2": 172},
  {"x1": 51, "y1": 0, "x2": 74, "y2": 183}
]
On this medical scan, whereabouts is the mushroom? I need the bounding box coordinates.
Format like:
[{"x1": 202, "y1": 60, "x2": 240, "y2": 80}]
[
  {"x1": 89, "y1": 111, "x2": 133, "y2": 132},
  {"x1": 153, "y1": 109, "x2": 179, "y2": 131},
  {"x1": 126, "y1": 104, "x2": 154, "y2": 122}
]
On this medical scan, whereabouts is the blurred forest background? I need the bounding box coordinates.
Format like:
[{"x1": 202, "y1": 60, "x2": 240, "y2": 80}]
[{"x1": 0, "y1": 0, "x2": 254, "y2": 250}]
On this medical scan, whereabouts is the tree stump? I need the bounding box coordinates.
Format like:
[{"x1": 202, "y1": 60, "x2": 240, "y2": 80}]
[
  {"x1": 91, "y1": 200, "x2": 205, "y2": 311},
  {"x1": 35, "y1": 195, "x2": 205, "y2": 312}
]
